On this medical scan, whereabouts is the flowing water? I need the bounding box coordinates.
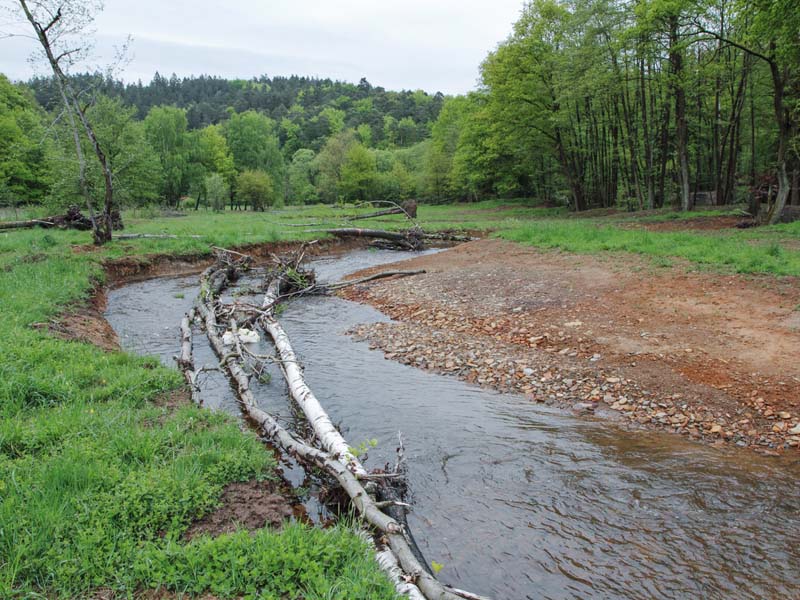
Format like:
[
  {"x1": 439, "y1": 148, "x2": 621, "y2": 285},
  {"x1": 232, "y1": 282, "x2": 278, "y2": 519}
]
[{"x1": 106, "y1": 248, "x2": 800, "y2": 600}]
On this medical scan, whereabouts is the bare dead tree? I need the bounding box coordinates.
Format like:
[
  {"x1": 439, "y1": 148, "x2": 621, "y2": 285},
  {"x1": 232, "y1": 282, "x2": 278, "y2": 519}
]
[{"x1": 15, "y1": 0, "x2": 117, "y2": 243}]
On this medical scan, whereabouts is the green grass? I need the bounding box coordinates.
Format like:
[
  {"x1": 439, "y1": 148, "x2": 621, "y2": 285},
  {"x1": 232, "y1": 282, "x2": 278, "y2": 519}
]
[
  {"x1": 0, "y1": 217, "x2": 398, "y2": 598},
  {"x1": 499, "y1": 217, "x2": 800, "y2": 276},
  {"x1": 1, "y1": 198, "x2": 798, "y2": 597}
]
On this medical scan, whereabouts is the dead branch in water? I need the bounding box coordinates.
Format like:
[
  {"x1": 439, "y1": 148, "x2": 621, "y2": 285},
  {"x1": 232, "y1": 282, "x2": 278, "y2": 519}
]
[
  {"x1": 188, "y1": 246, "x2": 489, "y2": 600},
  {"x1": 174, "y1": 308, "x2": 201, "y2": 405},
  {"x1": 311, "y1": 227, "x2": 425, "y2": 250}
]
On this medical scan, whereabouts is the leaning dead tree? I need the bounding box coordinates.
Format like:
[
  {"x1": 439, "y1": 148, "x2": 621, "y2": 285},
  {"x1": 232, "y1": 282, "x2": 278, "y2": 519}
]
[
  {"x1": 16, "y1": 0, "x2": 119, "y2": 244},
  {"x1": 184, "y1": 246, "x2": 489, "y2": 600},
  {"x1": 349, "y1": 199, "x2": 418, "y2": 220}
]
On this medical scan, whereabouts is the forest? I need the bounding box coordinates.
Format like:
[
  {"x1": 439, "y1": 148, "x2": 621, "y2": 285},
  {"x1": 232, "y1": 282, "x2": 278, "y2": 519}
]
[{"x1": 2, "y1": 0, "x2": 798, "y2": 225}]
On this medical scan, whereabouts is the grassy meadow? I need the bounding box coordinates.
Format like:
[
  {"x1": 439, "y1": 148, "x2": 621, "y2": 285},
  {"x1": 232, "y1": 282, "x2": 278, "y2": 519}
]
[{"x1": 1, "y1": 199, "x2": 798, "y2": 597}]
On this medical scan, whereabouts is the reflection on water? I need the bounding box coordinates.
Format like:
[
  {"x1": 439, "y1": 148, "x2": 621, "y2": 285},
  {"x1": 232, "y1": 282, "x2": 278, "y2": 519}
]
[{"x1": 106, "y1": 249, "x2": 800, "y2": 600}]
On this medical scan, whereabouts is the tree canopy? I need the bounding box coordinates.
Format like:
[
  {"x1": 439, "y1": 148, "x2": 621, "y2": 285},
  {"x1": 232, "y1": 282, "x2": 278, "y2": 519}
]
[{"x1": 5, "y1": 2, "x2": 799, "y2": 216}]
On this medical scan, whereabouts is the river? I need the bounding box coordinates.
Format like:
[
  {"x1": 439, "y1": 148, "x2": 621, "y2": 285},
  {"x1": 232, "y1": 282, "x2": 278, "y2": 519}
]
[{"x1": 105, "y1": 247, "x2": 800, "y2": 600}]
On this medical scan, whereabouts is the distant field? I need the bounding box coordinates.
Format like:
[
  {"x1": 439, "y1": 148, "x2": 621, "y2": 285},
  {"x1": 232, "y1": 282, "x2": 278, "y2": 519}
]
[{"x1": 3, "y1": 200, "x2": 798, "y2": 275}]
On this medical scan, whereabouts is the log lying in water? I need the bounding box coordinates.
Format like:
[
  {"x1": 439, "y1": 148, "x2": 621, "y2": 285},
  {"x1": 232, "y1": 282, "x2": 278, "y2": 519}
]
[
  {"x1": 310, "y1": 227, "x2": 476, "y2": 251},
  {"x1": 187, "y1": 247, "x2": 489, "y2": 600},
  {"x1": 175, "y1": 309, "x2": 200, "y2": 404},
  {"x1": 257, "y1": 251, "x2": 366, "y2": 474}
]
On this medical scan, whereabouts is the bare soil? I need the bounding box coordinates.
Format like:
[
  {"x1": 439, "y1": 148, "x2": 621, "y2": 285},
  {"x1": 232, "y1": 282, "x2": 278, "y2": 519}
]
[
  {"x1": 33, "y1": 285, "x2": 120, "y2": 351},
  {"x1": 342, "y1": 239, "x2": 800, "y2": 453},
  {"x1": 184, "y1": 480, "x2": 297, "y2": 540}
]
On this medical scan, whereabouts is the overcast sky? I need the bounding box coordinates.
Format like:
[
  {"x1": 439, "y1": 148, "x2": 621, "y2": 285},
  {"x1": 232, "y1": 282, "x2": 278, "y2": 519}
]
[{"x1": 1, "y1": 0, "x2": 524, "y2": 94}]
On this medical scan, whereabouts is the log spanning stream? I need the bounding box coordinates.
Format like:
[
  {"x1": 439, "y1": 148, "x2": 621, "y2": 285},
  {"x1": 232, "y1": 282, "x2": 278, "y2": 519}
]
[{"x1": 106, "y1": 248, "x2": 800, "y2": 600}]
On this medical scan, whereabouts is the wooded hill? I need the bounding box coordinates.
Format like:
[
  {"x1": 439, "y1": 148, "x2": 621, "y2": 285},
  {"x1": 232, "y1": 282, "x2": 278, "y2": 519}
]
[
  {"x1": 27, "y1": 73, "x2": 444, "y2": 150},
  {"x1": 2, "y1": 0, "x2": 798, "y2": 221}
]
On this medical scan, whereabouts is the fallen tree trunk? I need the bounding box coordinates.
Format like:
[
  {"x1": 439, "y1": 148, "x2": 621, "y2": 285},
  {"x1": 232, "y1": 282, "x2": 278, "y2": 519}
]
[
  {"x1": 313, "y1": 227, "x2": 424, "y2": 250},
  {"x1": 348, "y1": 199, "x2": 417, "y2": 221},
  {"x1": 257, "y1": 256, "x2": 366, "y2": 475},
  {"x1": 115, "y1": 233, "x2": 203, "y2": 240},
  {"x1": 0, "y1": 204, "x2": 124, "y2": 232},
  {"x1": 349, "y1": 207, "x2": 406, "y2": 220},
  {"x1": 175, "y1": 308, "x2": 201, "y2": 405},
  {"x1": 0, "y1": 204, "x2": 92, "y2": 231},
  {"x1": 190, "y1": 250, "x2": 490, "y2": 600},
  {"x1": 322, "y1": 269, "x2": 426, "y2": 292},
  {"x1": 0, "y1": 218, "x2": 52, "y2": 231},
  {"x1": 281, "y1": 200, "x2": 418, "y2": 228},
  {"x1": 310, "y1": 227, "x2": 475, "y2": 251}
]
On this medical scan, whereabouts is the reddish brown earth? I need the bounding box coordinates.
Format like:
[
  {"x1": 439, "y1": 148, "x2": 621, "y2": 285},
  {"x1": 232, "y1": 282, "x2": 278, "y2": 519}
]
[
  {"x1": 32, "y1": 285, "x2": 120, "y2": 351},
  {"x1": 342, "y1": 238, "x2": 800, "y2": 453},
  {"x1": 184, "y1": 480, "x2": 297, "y2": 540}
]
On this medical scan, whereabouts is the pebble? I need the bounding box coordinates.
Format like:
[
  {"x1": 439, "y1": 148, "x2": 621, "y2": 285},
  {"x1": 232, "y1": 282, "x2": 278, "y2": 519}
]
[{"x1": 342, "y1": 285, "x2": 799, "y2": 455}]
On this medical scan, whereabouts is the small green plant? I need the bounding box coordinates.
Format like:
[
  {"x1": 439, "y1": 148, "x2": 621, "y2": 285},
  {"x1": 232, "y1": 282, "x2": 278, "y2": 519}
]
[
  {"x1": 652, "y1": 256, "x2": 673, "y2": 268},
  {"x1": 766, "y1": 242, "x2": 783, "y2": 258},
  {"x1": 349, "y1": 438, "x2": 378, "y2": 458},
  {"x1": 285, "y1": 267, "x2": 309, "y2": 289},
  {"x1": 173, "y1": 292, "x2": 185, "y2": 299}
]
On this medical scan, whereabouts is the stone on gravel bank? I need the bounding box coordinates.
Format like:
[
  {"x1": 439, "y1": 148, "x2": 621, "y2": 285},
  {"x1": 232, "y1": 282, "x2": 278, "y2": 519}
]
[{"x1": 342, "y1": 268, "x2": 799, "y2": 454}]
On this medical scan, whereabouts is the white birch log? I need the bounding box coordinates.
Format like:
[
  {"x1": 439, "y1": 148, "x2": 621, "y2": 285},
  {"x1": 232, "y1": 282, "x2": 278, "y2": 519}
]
[
  {"x1": 175, "y1": 308, "x2": 201, "y2": 405},
  {"x1": 259, "y1": 275, "x2": 366, "y2": 474},
  {"x1": 196, "y1": 259, "x2": 489, "y2": 600}
]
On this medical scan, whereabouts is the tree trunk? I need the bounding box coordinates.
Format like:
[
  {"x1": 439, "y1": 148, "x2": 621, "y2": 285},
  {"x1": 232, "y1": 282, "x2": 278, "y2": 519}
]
[
  {"x1": 766, "y1": 61, "x2": 792, "y2": 224},
  {"x1": 259, "y1": 273, "x2": 366, "y2": 474},
  {"x1": 18, "y1": 0, "x2": 116, "y2": 244},
  {"x1": 669, "y1": 16, "x2": 691, "y2": 212},
  {"x1": 56, "y1": 83, "x2": 98, "y2": 233}
]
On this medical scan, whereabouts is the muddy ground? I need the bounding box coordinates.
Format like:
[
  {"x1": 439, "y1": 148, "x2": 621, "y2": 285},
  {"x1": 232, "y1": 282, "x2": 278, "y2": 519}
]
[{"x1": 342, "y1": 238, "x2": 800, "y2": 453}]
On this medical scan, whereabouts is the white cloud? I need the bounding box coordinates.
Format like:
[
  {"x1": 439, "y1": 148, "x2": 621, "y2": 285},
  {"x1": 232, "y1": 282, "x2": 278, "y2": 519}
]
[{"x1": 1, "y1": 0, "x2": 522, "y2": 94}]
